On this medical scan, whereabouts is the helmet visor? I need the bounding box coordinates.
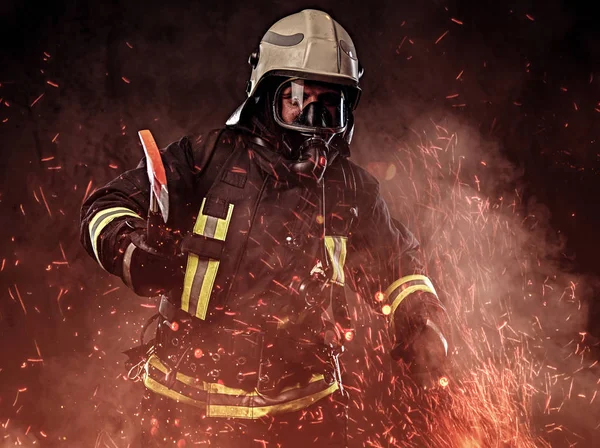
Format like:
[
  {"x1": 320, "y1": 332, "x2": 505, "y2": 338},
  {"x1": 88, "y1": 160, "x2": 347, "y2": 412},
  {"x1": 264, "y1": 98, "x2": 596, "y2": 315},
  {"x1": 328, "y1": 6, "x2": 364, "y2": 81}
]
[{"x1": 273, "y1": 79, "x2": 348, "y2": 134}]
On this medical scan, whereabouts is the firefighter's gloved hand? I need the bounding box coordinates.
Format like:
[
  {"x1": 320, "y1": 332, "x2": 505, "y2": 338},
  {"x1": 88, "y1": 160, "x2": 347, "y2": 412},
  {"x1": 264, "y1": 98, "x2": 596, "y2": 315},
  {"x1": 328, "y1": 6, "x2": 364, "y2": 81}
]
[
  {"x1": 119, "y1": 223, "x2": 185, "y2": 297},
  {"x1": 391, "y1": 318, "x2": 448, "y2": 389}
]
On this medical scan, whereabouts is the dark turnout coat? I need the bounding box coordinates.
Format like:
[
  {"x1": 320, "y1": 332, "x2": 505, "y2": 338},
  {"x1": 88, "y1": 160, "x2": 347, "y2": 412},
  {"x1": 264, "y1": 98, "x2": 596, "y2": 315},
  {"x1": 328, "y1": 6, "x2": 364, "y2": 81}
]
[{"x1": 80, "y1": 126, "x2": 444, "y2": 419}]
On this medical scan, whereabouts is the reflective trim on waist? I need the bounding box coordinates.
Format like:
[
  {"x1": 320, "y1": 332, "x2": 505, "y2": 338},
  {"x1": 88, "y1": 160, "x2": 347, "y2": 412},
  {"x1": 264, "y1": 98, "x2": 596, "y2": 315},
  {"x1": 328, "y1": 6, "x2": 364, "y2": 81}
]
[{"x1": 143, "y1": 354, "x2": 338, "y2": 419}]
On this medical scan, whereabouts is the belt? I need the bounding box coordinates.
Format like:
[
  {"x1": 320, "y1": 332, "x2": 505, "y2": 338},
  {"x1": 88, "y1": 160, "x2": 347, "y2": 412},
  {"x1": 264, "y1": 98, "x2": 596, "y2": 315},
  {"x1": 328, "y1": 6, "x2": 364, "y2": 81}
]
[
  {"x1": 143, "y1": 353, "x2": 339, "y2": 419},
  {"x1": 156, "y1": 296, "x2": 339, "y2": 393}
]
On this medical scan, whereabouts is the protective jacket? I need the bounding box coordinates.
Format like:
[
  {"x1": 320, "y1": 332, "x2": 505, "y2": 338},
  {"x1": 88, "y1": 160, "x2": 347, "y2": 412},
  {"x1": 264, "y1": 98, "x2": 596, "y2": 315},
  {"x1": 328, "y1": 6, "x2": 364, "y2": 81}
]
[{"x1": 80, "y1": 126, "x2": 445, "y2": 419}]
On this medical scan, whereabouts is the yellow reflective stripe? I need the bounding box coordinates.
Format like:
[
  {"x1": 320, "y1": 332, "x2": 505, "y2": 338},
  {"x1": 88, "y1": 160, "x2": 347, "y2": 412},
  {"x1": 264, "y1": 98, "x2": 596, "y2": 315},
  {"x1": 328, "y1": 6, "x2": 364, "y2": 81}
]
[
  {"x1": 337, "y1": 238, "x2": 347, "y2": 284},
  {"x1": 181, "y1": 199, "x2": 209, "y2": 313},
  {"x1": 389, "y1": 283, "x2": 437, "y2": 335},
  {"x1": 390, "y1": 284, "x2": 437, "y2": 318},
  {"x1": 214, "y1": 206, "x2": 234, "y2": 241},
  {"x1": 324, "y1": 236, "x2": 347, "y2": 285},
  {"x1": 384, "y1": 274, "x2": 436, "y2": 299},
  {"x1": 207, "y1": 381, "x2": 339, "y2": 419},
  {"x1": 89, "y1": 207, "x2": 142, "y2": 269},
  {"x1": 144, "y1": 354, "x2": 338, "y2": 419},
  {"x1": 195, "y1": 203, "x2": 234, "y2": 319},
  {"x1": 324, "y1": 237, "x2": 336, "y2": 281},
  {"x1": 180, "y1": 200, "x2": 234, "y2": 319},
  {"x1": 143, "y1": 375, "x2": 206, "y2": 409},
  {"x1": 206, "y1": 373, "x2": 328, "y2": 396},
  {"x1": 181, "y1": 254, "x2": 198, "y2": 313},
  {"x1": 181, "y1": 198, "x2": 210, "y2": 314},
  {"x1": 144, "y1": 373, "x2": 337, "y2": 420},
  {"x1": 148, "y1": 354, "x2": 326, "y2": 396},
  {"x1": 385, "y1": 275, "x2": 438, "y2": 334},
  {"x1": 195, "y1": 260, "x2": 219, "y2": 319},
  {"x1": 192, "y1": 200, "x2": 209, "y2": 234},
  {"x1": 148, "y1": 355, "x2": 208, "y2": 389}
]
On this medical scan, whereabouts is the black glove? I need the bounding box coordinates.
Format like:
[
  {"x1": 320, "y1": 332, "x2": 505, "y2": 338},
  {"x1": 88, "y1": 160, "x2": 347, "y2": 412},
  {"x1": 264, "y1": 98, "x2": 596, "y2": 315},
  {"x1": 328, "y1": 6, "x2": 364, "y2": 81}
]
[
  {"x1": 391, "y1": 318, "x2": 449, "y2": 388},
  {"x1": 118, "y1": 220, "x2": 185, "y2": 297}
]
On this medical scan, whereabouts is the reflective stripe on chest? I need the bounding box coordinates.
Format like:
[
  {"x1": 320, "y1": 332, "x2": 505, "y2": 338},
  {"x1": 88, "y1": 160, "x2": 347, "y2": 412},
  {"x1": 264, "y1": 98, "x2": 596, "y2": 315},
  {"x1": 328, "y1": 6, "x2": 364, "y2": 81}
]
[
  {"x1": 181, "y1": 197, "x2": 235, "y2": 319},
  {"x1": 324, "y1": 235, "x2": 347, "y2": 286}
]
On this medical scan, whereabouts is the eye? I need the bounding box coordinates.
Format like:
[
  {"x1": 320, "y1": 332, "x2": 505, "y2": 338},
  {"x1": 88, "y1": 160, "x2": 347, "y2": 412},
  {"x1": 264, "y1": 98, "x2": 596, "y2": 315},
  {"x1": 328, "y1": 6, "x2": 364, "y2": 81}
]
[
  {"x1": 281, "y1": 86, "x2": 293, "y2": 98},
  {"x1": 319, "y1": 92, "x2": 342, "y2": 107},
  {"x1": 281, "y1": 92, "x2": 300, "y2": 105}
]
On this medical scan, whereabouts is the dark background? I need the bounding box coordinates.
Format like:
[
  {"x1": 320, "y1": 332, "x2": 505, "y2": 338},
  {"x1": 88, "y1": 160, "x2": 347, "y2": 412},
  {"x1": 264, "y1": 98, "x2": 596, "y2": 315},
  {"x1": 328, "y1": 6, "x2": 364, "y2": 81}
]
[{"x1": 0, "y1": 0, "x2": 599, "y2": 446}]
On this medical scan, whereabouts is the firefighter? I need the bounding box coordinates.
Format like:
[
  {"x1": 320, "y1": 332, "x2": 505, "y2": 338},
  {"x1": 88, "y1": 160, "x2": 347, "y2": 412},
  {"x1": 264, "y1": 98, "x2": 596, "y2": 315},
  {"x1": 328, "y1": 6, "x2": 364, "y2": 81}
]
[{"x1": 80, "y1": 9, "x2": 449, "y2": 447}]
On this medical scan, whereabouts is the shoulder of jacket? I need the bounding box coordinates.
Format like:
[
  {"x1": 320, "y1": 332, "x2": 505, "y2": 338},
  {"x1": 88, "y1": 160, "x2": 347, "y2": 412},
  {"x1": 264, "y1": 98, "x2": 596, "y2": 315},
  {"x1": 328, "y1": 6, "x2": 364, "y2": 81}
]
[
  {"x1": 169, "y1": 128, "x2": 223, "y2": 156},
  {"x1": 341, "y1": 158, "x2": 380, "y2": 194},
  {"x1": 160, "y1": 128, "x2": 241, "y2": 172}
]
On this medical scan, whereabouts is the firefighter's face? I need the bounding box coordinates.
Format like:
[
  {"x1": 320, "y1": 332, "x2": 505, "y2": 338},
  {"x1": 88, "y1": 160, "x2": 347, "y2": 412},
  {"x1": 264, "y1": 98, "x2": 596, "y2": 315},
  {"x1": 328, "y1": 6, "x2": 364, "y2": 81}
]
[{"x1": 279, "y1": 81, "x2": 342, "y2": 125}]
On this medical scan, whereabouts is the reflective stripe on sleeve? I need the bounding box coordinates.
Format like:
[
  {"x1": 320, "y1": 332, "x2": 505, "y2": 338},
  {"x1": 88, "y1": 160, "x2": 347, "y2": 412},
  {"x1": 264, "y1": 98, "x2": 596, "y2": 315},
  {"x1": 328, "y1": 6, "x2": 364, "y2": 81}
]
[
  {"x1": 122, "y1": 242, "x2": 137, "y2": 288},
  {"x1": 324, "y1": 236, "x2": 347, "y2": 286},
  {"x1": 180, "y1": 198, "x2": 234, "y2": 320},
  {"x1": 384, "y1": 274, "x2": 437, "y2": 318},
  {"x1": 426, "y1": 319, "x2": 449, "y2": 356},
  {"x1": 142, "y1": 354, "x2": 338, "y2": 419},
  {"x1": 88, "y1": 206, "x2": 142, "y2": 269}
]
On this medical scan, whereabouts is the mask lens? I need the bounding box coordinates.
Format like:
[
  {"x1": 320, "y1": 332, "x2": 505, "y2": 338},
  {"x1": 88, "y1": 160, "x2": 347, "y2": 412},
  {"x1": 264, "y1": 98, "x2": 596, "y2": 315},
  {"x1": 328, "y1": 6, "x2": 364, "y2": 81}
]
[{"x1": 275, "y1": 79, "x2": 347, "y2": 133}]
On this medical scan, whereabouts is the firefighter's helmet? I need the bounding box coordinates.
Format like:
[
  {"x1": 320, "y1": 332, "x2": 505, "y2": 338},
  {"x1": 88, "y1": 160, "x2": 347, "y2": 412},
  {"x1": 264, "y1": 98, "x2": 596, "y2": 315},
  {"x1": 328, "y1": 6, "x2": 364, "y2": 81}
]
[{"x1": 227, "y1": 9, "x2": 363, "y2": 132}]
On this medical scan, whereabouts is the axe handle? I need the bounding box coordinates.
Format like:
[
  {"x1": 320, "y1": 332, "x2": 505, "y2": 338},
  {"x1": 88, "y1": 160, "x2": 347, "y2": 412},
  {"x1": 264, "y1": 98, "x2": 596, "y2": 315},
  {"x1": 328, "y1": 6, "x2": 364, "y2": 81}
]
[
  {"x1": 138, "y1": 129, "x2": 169, "y2": 251},
  {"x1": 146, "y1": 194, "x2": 162, "y2": 250}
]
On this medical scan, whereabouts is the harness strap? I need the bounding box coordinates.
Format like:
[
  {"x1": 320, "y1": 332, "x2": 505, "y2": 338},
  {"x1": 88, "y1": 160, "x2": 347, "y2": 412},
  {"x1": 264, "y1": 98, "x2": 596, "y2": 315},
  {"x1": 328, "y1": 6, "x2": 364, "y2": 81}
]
[
  {"x1": 179, "y1": 131, "x2": 255, "y2": 320},
  {"x1": 181, "y1": 234, "x2": 225, "y2": 259},
  {"x1": 158, "y1": 295, "x2": 179, "y2": 322}
]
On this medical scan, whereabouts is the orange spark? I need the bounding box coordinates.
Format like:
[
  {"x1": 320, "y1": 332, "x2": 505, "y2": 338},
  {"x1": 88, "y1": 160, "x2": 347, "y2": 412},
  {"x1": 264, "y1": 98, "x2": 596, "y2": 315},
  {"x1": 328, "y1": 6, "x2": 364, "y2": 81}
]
[
  {"x1": 102, "y1": 286, "x2": 120, "y2": 295},
  {"x1": 39, "y1": 186, "x2": 52, "y2": 217},
  {"x1": 13, "y1": 284, "x2": 27, "y2": 315},
  {"x1": 435, "y1": 30, "x2": 449, "y2": 44},
  {"x1": 30, "y1": 93, "x2": 44, "y2": 107}
]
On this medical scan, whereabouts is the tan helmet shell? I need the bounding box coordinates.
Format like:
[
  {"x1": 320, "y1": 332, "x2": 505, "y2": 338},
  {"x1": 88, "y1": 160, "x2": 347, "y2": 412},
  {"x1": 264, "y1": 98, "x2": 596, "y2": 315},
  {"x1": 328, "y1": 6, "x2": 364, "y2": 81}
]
[{"x1": 227, "y1": 9, "x2": 362, "y2": 126}]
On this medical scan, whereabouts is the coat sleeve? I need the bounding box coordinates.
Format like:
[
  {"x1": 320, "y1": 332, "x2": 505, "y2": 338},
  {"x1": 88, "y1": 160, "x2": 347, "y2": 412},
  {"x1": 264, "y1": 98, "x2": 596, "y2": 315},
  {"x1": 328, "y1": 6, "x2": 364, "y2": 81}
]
[
  {"x1": 345, "y1": 175, "x2": 448, "y2": 354},
  {"x1": 79, "y1": 132, "x2": 217, "y2": 282},
  {"x1": 80, "y1": 158, "x2": 150, "y2": 277}
]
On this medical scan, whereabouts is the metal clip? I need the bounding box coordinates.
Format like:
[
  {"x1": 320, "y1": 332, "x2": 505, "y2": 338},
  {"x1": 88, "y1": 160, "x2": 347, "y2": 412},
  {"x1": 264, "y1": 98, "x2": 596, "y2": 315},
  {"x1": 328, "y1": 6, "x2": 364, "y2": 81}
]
[
  {"x1": 126, "y1": 344, "x2": 155, "y2": 382},
  {"x1": 330, "y1": 347, "x2": 348, "y2": 398},
  {"x1": 127, "y1": 359, "x2": 146, "y2": 382}
]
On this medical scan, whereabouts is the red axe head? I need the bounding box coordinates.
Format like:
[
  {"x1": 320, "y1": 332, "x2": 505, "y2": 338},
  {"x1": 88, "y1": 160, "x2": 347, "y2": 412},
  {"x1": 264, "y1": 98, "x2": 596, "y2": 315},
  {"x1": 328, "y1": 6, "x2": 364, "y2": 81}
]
[{"x1": 138, "y1": 130, "x2": 169, "y2": 223}]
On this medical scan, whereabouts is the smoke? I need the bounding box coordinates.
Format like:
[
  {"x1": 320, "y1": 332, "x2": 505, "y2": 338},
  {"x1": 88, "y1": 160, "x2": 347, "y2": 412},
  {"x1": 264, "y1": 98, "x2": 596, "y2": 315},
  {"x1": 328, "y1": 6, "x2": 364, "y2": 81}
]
[
  {"x1": 0, "y1": 278, "x2": 151, "y2": 447},
  {"x1": 1, "y1": 0, "x2": 598, "y2": 446},
  {"x1": 345, "y1": 112, "x2": 599, "y2": 446}
]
